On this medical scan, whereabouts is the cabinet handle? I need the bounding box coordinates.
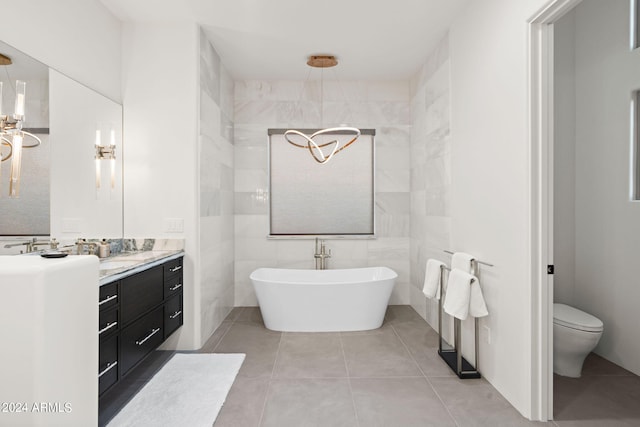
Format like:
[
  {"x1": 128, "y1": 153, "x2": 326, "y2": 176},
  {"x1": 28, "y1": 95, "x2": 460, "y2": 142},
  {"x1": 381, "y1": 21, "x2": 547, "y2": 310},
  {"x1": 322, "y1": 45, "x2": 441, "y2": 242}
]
[
  {"x1": 98, "y1": 294, "x2": 117, "y2": 306},
  {"x1": 169, "y1": 265, "x2": 182, "y2": 272},
  {"x1": 135, "y1": 328, "x2": 161, "y2": 346},
  {"x1": 169, "y1": 310, "x2": 182, "y2": 319},
  {"x1": 98, "y1": 361, "x2": 118, "y2": 378},
  {"x1": 169, "y1": 283, "x2": 182, "y2": 292},
  {"x1": 98, "y1": 321, "x2": 118, "y2": 335}
]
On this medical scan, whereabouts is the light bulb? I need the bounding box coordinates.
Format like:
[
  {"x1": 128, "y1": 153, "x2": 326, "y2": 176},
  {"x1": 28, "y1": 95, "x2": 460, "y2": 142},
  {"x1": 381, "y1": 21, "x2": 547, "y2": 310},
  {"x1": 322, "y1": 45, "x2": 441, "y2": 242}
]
[
  {"x1": 14, "y1": 80, "x2": 26, "y2": 119},
  {"x1": 9, "y1": 132, "x2": 23, "y2": 197}
]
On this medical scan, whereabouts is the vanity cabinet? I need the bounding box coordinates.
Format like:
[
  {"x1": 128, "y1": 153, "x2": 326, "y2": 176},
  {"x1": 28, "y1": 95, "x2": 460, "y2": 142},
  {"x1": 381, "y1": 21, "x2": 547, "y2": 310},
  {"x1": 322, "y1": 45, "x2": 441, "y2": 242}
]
[
  {"x1": 98, "y1": 281, "x2": 120, "y2": 395},
  {"x1": 163, "y1": 257, "x2": 183, "y2": 339},
  {"x1": 98, "y1": 256, "x2": 184, "y2": 397},
  {"x1": 120, "y1": 306, "x2": 164, "y2": 375}
]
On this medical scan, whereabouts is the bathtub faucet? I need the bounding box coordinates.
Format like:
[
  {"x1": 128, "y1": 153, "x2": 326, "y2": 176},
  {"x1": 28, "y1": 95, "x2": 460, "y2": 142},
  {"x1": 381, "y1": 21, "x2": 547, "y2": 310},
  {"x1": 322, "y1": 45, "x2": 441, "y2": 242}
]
[{"x1": 314, "y1": 238, "x2": 331, "y2": 270}]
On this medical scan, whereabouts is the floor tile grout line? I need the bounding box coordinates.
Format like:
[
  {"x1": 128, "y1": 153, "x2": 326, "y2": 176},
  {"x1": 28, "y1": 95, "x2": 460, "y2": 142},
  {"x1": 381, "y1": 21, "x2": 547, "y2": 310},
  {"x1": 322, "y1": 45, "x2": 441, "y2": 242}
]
[
  {"x1": 390, "y1": 323, "x2": 461, "y2": 427},
  {"x1": 388, "y1": 323, "x2": 425, "y2": 375},
  {"x1": 256, "y1": 328, "x2": 284, "y2": 427},
  {"x1": 209, "y1": 307, "x2": 241, "y2": 353},
  {"x1": 338, "y1": 330, "x2": 362, "y2": 427},
  {"x1": 256, "y1": 379, "x2": 273, "y2": 427},
  {"x1": 269, "y1": 374, "x2": 428, "y2": 379},
  {"x1": 210, "y1": 322, "x2": 234, "y2": 353}
]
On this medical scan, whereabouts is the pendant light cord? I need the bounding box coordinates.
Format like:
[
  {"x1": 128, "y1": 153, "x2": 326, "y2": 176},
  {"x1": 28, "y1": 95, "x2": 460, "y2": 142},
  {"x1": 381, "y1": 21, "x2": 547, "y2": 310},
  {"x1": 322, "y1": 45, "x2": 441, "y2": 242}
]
[{"x1": 320, "y1": 67, "x2": 324, "y2": 127}]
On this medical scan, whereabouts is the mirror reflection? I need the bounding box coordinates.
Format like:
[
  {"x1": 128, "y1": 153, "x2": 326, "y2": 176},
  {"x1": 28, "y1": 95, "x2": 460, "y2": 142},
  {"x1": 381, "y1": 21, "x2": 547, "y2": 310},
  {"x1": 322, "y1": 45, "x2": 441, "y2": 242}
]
[
  {"x1": 0, "y1": 41, "x2": 123, "y2": 253},
  {"x1": 0, "y1": 41, "x2": 49, "y2": 236}
]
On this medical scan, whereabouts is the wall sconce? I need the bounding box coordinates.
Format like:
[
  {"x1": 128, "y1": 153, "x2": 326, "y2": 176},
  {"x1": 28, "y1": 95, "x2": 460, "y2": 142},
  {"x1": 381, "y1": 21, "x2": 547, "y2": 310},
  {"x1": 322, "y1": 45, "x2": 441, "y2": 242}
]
[
  {"x1": 95, "y1": 127, "x2": 116, "y2": 190},
  {"x1": 0, "y1": 69, "x2": 42, "y2": 198}
]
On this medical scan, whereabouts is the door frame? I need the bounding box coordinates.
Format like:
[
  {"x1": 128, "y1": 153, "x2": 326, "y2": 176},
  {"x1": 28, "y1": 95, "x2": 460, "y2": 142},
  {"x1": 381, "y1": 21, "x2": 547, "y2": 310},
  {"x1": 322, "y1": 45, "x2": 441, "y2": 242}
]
[{"x1": 528, "y1": 0, "x2": 583, "y2": 421}]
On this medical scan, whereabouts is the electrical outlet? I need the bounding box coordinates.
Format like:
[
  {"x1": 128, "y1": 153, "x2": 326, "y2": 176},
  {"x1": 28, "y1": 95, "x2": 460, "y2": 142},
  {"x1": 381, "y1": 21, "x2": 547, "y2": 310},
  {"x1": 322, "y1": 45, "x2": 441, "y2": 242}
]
[{"x1": 483, "y1": 325, "x2": 491, "y2": 345}]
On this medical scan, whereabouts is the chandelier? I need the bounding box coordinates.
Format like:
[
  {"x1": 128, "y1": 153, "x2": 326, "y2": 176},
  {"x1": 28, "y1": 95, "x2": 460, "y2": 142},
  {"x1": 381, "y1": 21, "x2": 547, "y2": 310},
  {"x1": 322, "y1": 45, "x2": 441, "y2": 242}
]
[
  {"x1": 0, "y1": 53, "x2": 41, "y2": 198},
  {"x1": 284, "y1": 55, "x2": 361, "y2": 164}
]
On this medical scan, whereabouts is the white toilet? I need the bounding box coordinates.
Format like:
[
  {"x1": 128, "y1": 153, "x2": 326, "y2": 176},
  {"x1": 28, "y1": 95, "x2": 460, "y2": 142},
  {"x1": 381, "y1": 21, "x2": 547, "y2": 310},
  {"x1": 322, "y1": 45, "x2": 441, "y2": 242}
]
[{"x1": 553, "y1": 303, "x2": 604, "y2": 377}]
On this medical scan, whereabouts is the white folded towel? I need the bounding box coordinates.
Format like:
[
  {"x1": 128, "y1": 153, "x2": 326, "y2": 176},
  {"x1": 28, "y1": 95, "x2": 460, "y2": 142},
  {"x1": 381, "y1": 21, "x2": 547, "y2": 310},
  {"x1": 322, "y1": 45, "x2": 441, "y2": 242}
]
[
  {"x1": 443, "y1": 268, "x2": 488, "y2": 320},
  {"x1": 422, "y1": 259, "x2": 447, "y2": 299},
  {"x1": 443, "y1": 269, "x2": 473, "y2": 320},
  {"x1": 451, "y1": 252, "x2": 475, "y2": 273},
  {"x1": 469, "y1": 279, "x2": 489, "y2": 318}
]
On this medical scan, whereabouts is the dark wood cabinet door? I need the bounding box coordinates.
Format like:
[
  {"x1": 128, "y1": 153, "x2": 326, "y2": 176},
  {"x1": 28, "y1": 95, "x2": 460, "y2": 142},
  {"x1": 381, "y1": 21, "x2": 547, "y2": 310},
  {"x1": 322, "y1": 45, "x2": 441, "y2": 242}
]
[
  {"x1": 99, "y1": 334, "x2": 119, "y2": 396},
  {"x1": 164, "y1": 292, "x2": 183, "y2": 339},
  {"x1": 120, "y1": 306, "x2": 164, "y2": 376},
  {"x1": 120, "y1": 266, "x2": 163, "y2": 325}
]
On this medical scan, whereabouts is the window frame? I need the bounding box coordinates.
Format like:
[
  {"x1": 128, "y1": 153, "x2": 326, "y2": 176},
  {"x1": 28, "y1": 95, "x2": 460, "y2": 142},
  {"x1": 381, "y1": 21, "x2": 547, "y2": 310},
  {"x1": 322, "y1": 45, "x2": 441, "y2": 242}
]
[{"x1": 267, "y1": 128, "x2": 376, "y2": 238}]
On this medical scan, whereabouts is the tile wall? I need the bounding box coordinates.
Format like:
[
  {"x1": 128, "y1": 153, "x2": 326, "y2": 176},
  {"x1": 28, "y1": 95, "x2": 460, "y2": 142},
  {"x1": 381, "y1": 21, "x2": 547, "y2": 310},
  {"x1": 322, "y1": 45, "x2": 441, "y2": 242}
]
[
  {"x1": 199, "y1": 30, "x2": 235, "y2": 341},
  {"x1": 409, "y1": 35, "x2": 451, "y2": 328},
  {"x1": 234, "y1": 79, "x2": 411, "y2": 306}
]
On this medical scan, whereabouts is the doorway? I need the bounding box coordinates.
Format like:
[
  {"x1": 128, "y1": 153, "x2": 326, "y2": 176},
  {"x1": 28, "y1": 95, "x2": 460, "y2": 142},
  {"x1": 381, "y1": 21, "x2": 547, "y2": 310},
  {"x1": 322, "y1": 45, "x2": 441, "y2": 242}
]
[{"x1": 531, "y1": 0, "x2": 640, "y2": 422}]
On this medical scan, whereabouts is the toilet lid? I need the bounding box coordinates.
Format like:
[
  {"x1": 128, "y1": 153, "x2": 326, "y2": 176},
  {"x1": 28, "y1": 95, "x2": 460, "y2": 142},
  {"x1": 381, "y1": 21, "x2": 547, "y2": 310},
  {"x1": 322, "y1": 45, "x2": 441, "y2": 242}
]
[{"x1": 553, "y1": 303, "x2": 603, "y2": 332}]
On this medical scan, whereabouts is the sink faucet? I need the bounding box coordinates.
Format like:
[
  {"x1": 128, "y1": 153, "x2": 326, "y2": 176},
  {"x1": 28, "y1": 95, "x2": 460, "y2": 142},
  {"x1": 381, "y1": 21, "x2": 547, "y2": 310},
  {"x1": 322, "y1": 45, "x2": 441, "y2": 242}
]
[
  {"x1": 314, "y1": 238, "x2": 331, "y2": 270},
  {"x1": 4, "y1": 239, "x2": 35, "y2": 253},
  {"x1": 76, "y1": 238, "x2": 99, "y2": 255},
  {"x1": 32, "y1": 238, "x2": 58, "y2": 251},
  {"x1": 4, "y1": 237, "x2": 58, "y2": 253}
]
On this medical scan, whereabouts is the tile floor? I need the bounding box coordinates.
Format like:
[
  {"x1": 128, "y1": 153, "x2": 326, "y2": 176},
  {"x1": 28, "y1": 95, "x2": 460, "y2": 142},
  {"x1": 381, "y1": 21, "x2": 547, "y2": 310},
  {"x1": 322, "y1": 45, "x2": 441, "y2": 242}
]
[
  {"x1": 553, "y1": 353, "x2": 640, "y2": 426},
  {"x1": 205, "y1": 305, "x2": 545, "y2": 427},
  {"x1": 100, "y1": 305, "x2": 640, "y2": 427}
]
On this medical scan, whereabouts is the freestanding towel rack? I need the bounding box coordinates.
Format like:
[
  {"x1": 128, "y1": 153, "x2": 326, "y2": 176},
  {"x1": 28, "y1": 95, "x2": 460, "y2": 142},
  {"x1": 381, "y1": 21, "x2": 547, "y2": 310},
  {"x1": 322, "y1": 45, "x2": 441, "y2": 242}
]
[{"x1": 437, "y1": 250, "x2": 493, "y2": 379}]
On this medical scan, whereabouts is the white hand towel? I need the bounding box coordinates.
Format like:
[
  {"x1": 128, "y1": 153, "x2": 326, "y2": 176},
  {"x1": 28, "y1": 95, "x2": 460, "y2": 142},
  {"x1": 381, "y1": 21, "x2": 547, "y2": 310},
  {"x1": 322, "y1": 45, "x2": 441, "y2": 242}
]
[
  {"x1": 422, "y1": 259, "x2": 447, "y2": 299},
  {"x1": 469, "y1": 279, "x2": 489, "y2": 318},
  {"x1": 443, "y1": 269, "x2": 475, "y2": 320},
  {"x1": 451, "y1": 252, "x2": 475, "y2": 273}
]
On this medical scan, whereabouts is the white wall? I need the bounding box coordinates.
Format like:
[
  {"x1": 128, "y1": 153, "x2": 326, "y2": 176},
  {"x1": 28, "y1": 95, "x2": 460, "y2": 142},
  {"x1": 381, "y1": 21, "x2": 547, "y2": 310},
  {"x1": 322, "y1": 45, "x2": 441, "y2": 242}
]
[
  {"x1": 449, "y1": 0, "x2": 547, "y2": 419},
  {"x1": 122, "y1": 23, "x2": 201, "y2": 349},
  {"x1": 554, "y1": 0, "x2": 640, "y2": 375},
  {"x1": 0, "y1": 0, "x2": 121, "y2": 102},
  {"x1": 233, "y1": 79, "x2": 411, "y2": 306}
]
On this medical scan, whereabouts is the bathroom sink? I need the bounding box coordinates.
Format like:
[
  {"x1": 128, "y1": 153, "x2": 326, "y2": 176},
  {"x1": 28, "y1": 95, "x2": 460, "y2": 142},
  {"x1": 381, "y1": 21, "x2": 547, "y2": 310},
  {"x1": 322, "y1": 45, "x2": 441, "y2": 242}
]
[{"x1": 99, "y1": 260, "x2": 138, "y2": 271}]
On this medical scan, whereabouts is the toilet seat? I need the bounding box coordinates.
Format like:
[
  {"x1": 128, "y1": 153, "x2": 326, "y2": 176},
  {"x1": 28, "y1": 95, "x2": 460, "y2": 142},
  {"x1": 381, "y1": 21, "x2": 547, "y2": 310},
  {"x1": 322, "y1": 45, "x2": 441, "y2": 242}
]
[{"x1": 553, "y1": 303, "x2": 603, "y2": 332}]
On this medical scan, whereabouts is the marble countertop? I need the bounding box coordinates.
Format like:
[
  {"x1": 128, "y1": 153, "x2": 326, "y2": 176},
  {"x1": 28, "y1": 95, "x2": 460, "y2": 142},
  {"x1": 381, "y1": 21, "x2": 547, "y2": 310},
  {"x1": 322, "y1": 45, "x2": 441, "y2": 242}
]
[{"x1": 99, "y1": 250, "x2": 184, "y2": 286}]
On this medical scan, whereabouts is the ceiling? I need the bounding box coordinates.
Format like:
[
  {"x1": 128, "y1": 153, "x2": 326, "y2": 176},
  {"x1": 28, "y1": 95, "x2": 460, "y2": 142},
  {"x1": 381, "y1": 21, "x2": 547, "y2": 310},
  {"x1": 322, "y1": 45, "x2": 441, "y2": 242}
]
[{"x1": 100, "y1": 0, "x2": 469, "y2": 81}]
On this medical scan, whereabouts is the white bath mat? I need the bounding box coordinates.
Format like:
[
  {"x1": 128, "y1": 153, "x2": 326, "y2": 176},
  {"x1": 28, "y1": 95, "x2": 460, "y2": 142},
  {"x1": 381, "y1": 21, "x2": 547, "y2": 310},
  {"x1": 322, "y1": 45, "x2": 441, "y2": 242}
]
[{"x1": 107, "y1": 353, "x2": 245, "y2": 427}]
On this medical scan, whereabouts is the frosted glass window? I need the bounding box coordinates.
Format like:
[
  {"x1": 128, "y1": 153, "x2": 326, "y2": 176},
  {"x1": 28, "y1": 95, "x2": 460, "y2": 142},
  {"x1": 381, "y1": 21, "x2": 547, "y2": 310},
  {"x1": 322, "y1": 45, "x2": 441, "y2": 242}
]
[{"x1": 269, "y1": 129, "x2": 375, "y2": 236}]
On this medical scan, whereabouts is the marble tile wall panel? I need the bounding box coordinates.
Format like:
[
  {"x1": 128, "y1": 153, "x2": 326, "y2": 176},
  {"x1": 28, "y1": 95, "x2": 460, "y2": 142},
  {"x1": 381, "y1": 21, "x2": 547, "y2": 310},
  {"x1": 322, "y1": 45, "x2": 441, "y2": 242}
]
[
  {"x1": 199, "y1": 30, "x2": 234, "y2": 343},
  {"x1": 220, "y1": 65, "x2": 234, "y2": 122},
  {"x1": 234, "y1": 79, "x2": 411, "y2": 306},
  {"x1": 409, "y1": 34, "x2": 452, "y2": 328},
  {"x1": 199, "y1": 30, "x2": 220, "y2": 105}
]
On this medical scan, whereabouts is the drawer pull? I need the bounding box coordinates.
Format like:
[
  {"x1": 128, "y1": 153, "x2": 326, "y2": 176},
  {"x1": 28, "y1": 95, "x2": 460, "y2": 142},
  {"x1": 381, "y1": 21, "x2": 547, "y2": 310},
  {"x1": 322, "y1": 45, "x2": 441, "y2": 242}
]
[
  {"x1": 169, "y1": 310, "x2": 182, "y2": 319},
  {"x1": 99, "y1": 321, "x2": 118, "y2": 335},
  {"x1": 98, "y1": 294, "x2": 117, "y2": 306},
  {"x1": 98, "y1": 361, "x2": 118, "y2": 378},
  {"x1": 135, "y1": 328, "x2": 161, "y2": 346},
  {"x1": 169, "y1": 283, "x2": 182, "y2": 292},
  {"x1": 169, "y1": 265, "x2": 182, "y2": 273}
]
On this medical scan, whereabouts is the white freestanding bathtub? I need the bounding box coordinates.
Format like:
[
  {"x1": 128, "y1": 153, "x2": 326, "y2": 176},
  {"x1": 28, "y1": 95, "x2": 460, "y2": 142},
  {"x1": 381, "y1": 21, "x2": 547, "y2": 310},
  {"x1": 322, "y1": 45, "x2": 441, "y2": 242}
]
[{"x1": 249, "y1": 267, "x2": 397, "y2": 332}]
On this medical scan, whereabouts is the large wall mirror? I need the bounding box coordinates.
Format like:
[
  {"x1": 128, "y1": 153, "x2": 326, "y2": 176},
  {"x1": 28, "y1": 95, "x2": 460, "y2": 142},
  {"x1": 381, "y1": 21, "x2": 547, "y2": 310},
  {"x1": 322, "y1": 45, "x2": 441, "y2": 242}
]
[{"x1": 0, "y1": 40, "x2": 123, "y2": 252}]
